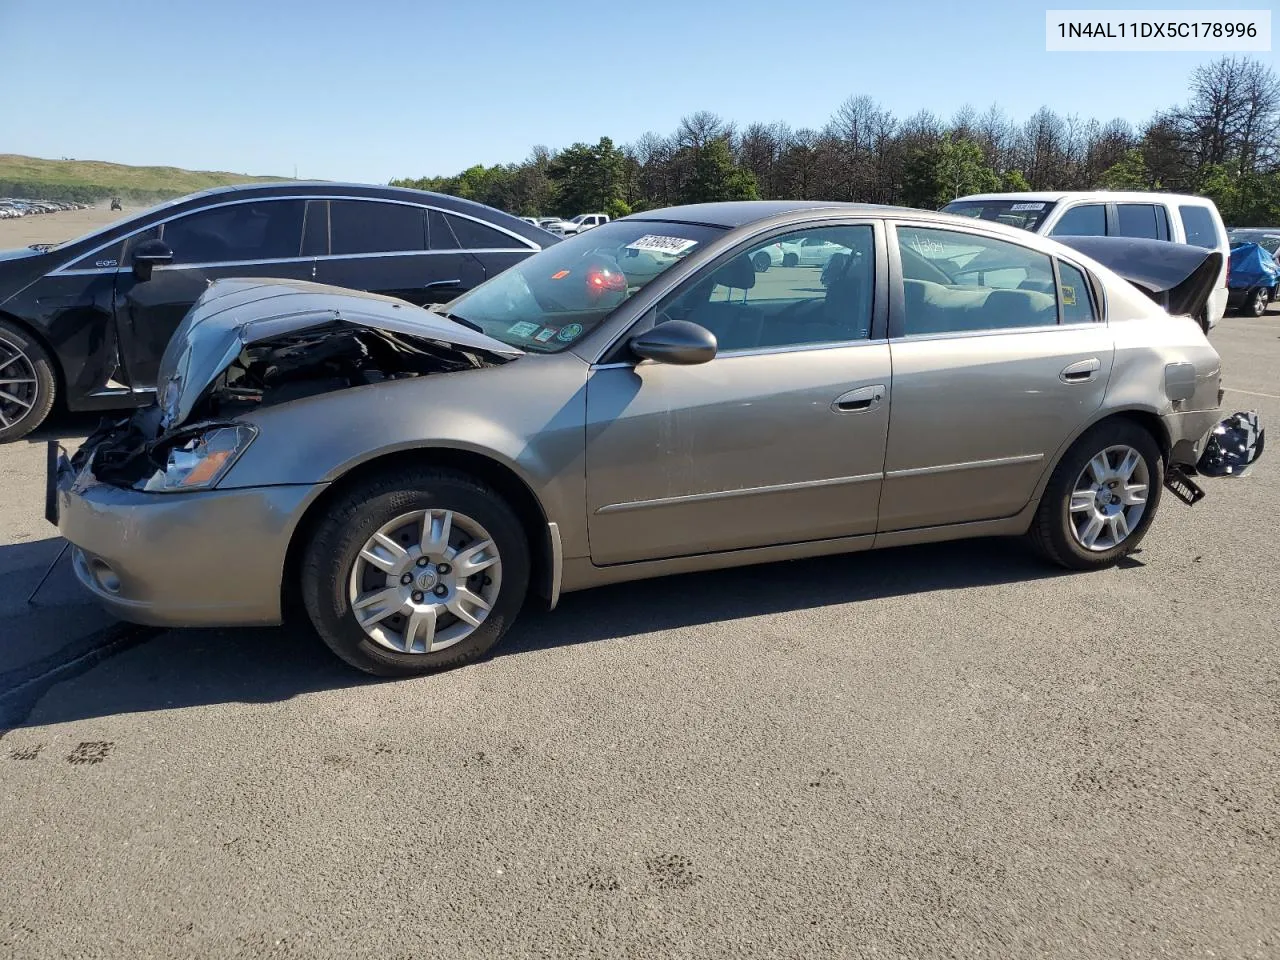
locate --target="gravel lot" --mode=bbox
[0,210,1277,958]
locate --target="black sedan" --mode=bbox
[0,182,558,441]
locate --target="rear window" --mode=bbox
[329,200,425,255]
[445,213,527,250]
[1179,205,1220,249]
[941,200,1057,232]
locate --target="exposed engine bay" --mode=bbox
[79,323,511,488]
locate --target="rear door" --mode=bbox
[881,221,1114,531]
[431,209,538,294]
[112,198,309,388]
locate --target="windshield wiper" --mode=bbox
[426,305,483,333]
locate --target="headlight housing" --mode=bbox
[140,423,257,493]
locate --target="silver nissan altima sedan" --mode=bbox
[49,201,1265,676]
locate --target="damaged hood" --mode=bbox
[1054,236,1224,319]
[156,278,523,430]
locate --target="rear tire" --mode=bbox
[1245,287,1268,317]
[1028,420,1164,571]
[782,252,799,268]
[752,252,771,273]
[301,467,530,677]
[0,319,56,443]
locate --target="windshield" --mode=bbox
[941,199,1057,232]
[1228,230,1280,255]
[444,219,723,352]
[571,215,588,224]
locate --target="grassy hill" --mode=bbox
[0,154,289,205]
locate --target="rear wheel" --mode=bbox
[1245,287,1269,317]
[782,252,799,268]
[301,468,530,677]
[0,319,56,443]
[1028,420,1163,571]
[752,252,771,273]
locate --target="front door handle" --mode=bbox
[1060,357,1100,383]
[832,384,886,413]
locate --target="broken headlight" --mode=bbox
[140,423,257,493]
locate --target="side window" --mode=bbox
[659,225,876,351]
[1179,205,1220,249]
[444,213,526,250]
[160,200,305,265]
[300,200,328,257]
[897,226,1058,335]
[1057,262,1097,324]
[1154,204,1171,241]
[120,225,161,262]
[1115,204,1163,240]
[427,209,460,250]
[1049,204,1106,237]
[329,200,425,255]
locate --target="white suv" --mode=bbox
[942,191,1230,331]
[561,213,610,235]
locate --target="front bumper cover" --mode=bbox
[48,434,322,628]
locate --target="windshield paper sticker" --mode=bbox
[625,235,698,256]
[507,321,540,338]
[557,323,583,342]
[1009,202,1045,211]
[533,327,558,343]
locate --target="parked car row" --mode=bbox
[517,214,611,235]
[0,181,559,440]
[39,197,1266,679]
[0,198,89,219]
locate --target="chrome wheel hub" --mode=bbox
[348,508,502,654]
[1069,445,1150,552]
[0,335,38,429]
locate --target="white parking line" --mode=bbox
[1224,387,1280,401]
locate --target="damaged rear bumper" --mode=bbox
[1166,409,1266,505]
[50,437,322,627]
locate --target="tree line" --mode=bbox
[391,56,1280,227]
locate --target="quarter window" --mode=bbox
[444,213,526,250]
[160,200,305,264]
[1057,262,1096,324]
[1049,204,1106,237]
[897,226,1058,335]
[428,209,460,250]
[1179,205,1220,249]
[301,200,329,256]
[329,200,425,255]
[659,225,876,351]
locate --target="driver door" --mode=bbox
[584,222,891,565]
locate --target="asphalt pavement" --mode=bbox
[0,316,1277,959]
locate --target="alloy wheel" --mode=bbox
[0,335,38,430]
[347,508,502,654]
[1069,445,1150,552]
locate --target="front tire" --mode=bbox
[301,467,530,677]
[1028,421,1164,571]
[752,252,771,273]
[0,319,56,443]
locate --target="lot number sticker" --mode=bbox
[1009,202,1046,211]
[507,321,540,338]
[625,235,699,256]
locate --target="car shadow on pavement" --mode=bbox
[5,537,1082,730]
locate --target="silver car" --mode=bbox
[50,202,1265,676]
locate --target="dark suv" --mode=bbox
[0,182,557,440]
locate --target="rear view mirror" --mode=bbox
[132,239,173,281]
[629,320,717,366]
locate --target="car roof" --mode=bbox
[953,190,1217,205]
[630,200,929,229]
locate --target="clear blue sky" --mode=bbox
[2,0,1275,183]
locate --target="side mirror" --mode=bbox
[629,319,717,366]
[132,238,173,281]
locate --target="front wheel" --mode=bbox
[1028,421,1164,570]
[301,468,530,677]
[0,319,57,443]
[752,252,771,273]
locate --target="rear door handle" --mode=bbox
[832,384,886,413]
[1060,357,1100,383]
